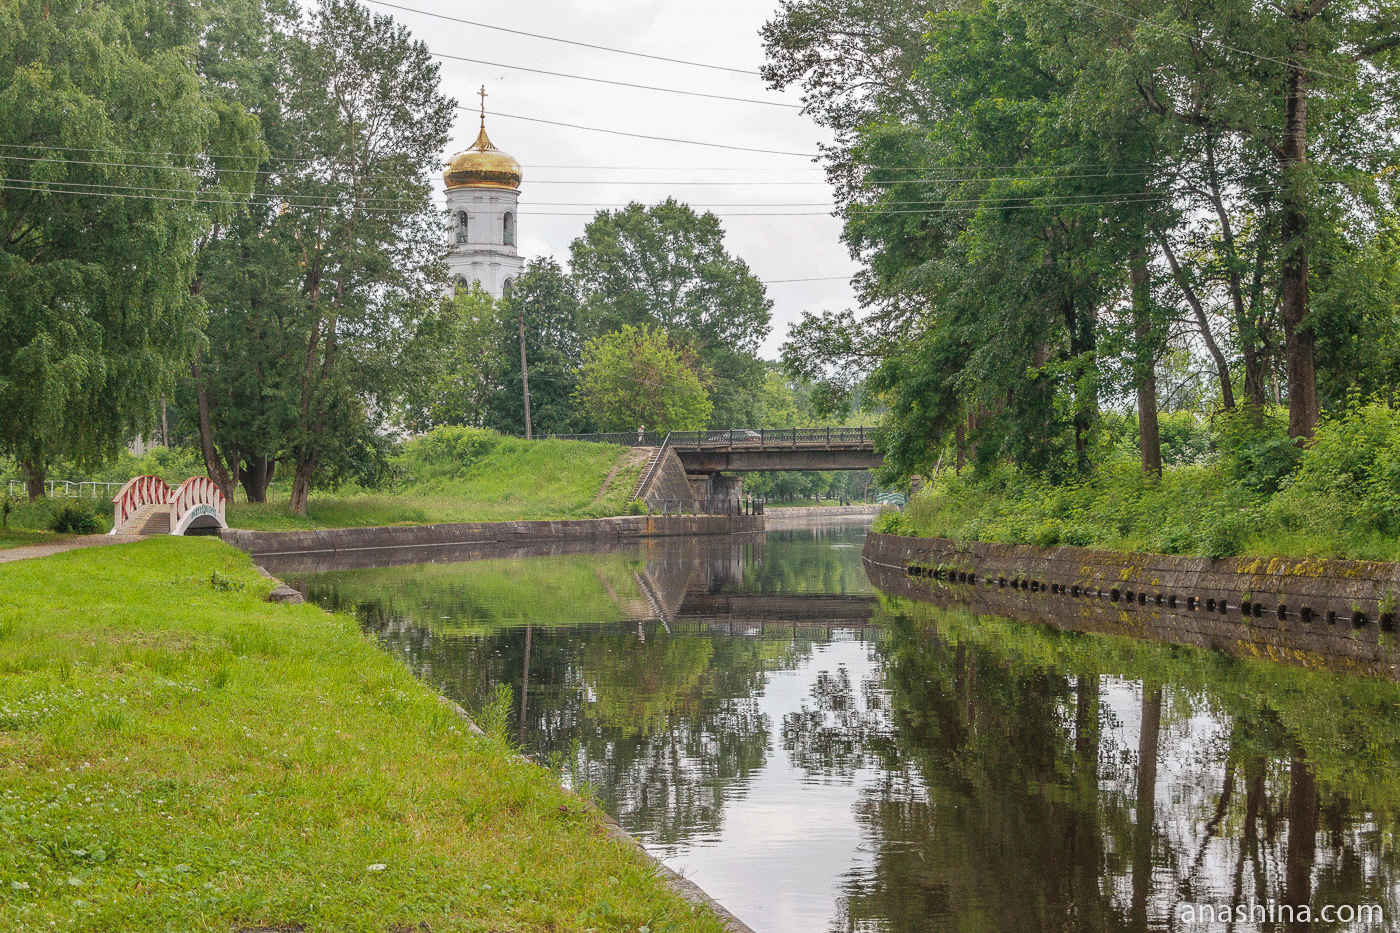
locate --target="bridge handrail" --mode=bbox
[110,475,172,534]
[169,476,227,535]
[543,426,875,448]
[632,431,672,501]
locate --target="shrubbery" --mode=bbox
[394,426,501,485]
[893,400,1400,561]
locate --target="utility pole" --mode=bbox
[518,307,533,440]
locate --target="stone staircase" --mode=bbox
[631,447,663,500]
[125,502,170,536]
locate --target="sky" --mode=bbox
[362,0,861,360]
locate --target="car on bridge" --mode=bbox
[705,430,763,444]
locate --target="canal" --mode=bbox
[276,522,1400,932]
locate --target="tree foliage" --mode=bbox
[185,0,453,513]
[765,0,1400,483]
[575,325,712,433]
[569,199,773,427]
[0,0,261,498]
[485,258,593,437]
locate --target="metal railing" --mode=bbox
[632,431,673,501]
[544,426,876,448]
[5,480,126,499]
[649,497,764,517]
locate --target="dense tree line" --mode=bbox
[765,0,1400,482]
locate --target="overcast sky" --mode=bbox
[363,0,860,360]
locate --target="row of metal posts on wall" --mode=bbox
[651,498,765,517]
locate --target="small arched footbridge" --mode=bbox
[110,475,228,536]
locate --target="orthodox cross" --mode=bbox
[478,86,488,126]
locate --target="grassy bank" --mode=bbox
[881,401,1400,561]
[227,431,643,532]
[1,429,644,545]
[0,538,726,933]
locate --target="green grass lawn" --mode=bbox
[0,538,727,933]
[0,529,75,550]
[228,437,643,532]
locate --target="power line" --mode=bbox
[364,0,760,75]
[431,51,798,109]
[481,108,818,158]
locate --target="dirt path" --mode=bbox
[590,447,651,508]
[0,534,144,564]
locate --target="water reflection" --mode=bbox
[292,526,1400,932]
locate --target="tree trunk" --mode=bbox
[289,449,316,516]
[192,348,239,500]
[1130,250,1162,476]
[1279,28,1317,439]
[1063,292,1098,473]
[1205,134,1272,411]
[20,460,46,501]
[240,454,275,503]
[1131,684,1163,930]
[1155,228,1236,410]
[1284,754,1318,932]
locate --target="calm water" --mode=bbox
[287,524,1400,932]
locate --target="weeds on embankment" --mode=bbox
[879,400,1400,562]
[0,538,726,933]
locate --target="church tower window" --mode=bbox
[503,211,515,246]
[456,211,469,243]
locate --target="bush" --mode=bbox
[396,426,501,485]
[48,500,104,535]
[1213,407,1302,495]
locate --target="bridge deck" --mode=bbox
[546,428,881,473]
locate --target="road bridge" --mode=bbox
[549,427,882,473]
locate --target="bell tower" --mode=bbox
[443,88,524,298]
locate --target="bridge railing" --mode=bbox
[542,427,876,448]
[169,476,227,535]
[109,475,172,535]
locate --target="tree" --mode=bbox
[575,325,711,433]
[395,284,499,432]
[569,199,773,427]
[485,258,593,437]
[186,0,454,513]
[767,0,1400,486]
[0,0,261,499]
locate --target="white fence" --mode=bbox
[5,480,126,499]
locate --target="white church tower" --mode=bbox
[444,89,524,299]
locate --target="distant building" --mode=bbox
[443,101,523,299]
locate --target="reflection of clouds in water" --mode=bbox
[654,639,886,932]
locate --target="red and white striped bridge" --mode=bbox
[109,476,228,536]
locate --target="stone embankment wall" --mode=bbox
[222,514,762,559]
[765,505,882,528]
[640,448,701,504]
[863,533,1400,678]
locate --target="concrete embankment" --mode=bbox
[863,532,1400,678]
[763,504,882,529]
[221,513,763,559]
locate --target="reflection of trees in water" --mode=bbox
[796,610,1400,933]
[365,614,808,847]
[741,527,874,596]
[782,663,897,775]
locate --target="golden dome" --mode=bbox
[444,122,522,191]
